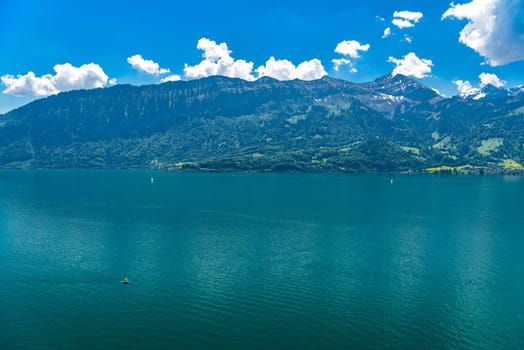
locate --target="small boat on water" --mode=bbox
[121,277,129,284]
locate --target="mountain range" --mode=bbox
[1,74,523,173]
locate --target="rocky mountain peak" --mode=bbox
[361,73,439,102]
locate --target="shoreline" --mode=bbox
[0,166,523,176]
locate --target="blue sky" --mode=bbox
[1,0,523,113]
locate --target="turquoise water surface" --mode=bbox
[0,171,523,349]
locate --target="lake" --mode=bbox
[0,171,523,349]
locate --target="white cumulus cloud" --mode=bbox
[127,54,170,75]
[454,72,506,98]
[479,72,506,87]
[256,57,295,80]
[1,63,111,97]
[160,74,182,83]
[442,0,524,66]
[294,59,327,80]
[256,57,326,81]
[184,38,326,81]
[184,38,255,81]
[382,27,392,39]
[392,19,415,29]
[392,10,423,28]
[331,58,352,72]
[454,79,482,97]
[388,52,433,78]
[394,10,423,22]
[334,40,370,58]
[1,72,58,96]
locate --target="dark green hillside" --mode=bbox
[0,74,523,172]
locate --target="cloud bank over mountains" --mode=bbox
[183,38,256,81]
[2,0,524,99]
[183,38,328,82]
[1,63,113,97]
[1,38,341,97]
[0,38,330,97]
[256,57,327,81]
[454,72,507,98]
